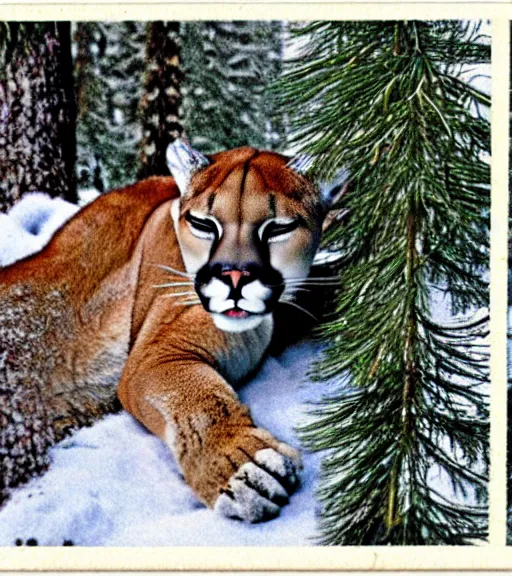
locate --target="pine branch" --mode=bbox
[276,20,489,545]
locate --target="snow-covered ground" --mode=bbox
[0,192,488,546]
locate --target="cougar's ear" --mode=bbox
[287,154,349,209]
[166,138,210,196]
[319,167,350,209]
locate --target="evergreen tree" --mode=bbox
[74,22,102,191]
[0,22,77,211]
[74,21,146,191]
[139,21,184,179]
[275,21,490,544]
[181,21,284,153]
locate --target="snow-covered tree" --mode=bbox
[74,22,145,192]
[181,21,284,153]
[276,20,490,545]
[0,22,78,211]
[139,21,183,179]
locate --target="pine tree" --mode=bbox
[0,22,77,211]
[74,22,146,191]
[138,21,184,179]
[275,21,490,545]
[74,22,102,191]
[181,21,284,153]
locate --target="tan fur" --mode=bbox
[0,148,324,520]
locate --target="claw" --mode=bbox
[235,462,289,506]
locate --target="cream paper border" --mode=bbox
[0,2,508,571]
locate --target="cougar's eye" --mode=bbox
[259,218,299,244]
[185,212,221,241]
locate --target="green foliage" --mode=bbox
[181,21,285,153]
[275,21,490,544]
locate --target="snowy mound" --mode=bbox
[0,193,80,267]
[0,192,325,546]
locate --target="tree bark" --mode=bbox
[0,22,77,212]
[139,21,184,179]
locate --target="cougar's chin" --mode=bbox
[211,312,270,333]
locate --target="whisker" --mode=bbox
[280,299,318,322]
[153,282,195,289]
[163,291,198,298]
[173,300,201,307]
[286,280,341,287]
[286,276,340,282]
[264,280,339,289]
[151,264,195,279]
[285,278,341,286]
[283,287,313,295]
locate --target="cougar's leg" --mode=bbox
[117,306,301,522]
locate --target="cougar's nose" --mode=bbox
[221,267,251,289]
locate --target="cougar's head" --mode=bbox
[167,140,335,333]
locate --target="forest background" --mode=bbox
[0,21,285,205]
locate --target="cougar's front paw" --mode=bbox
[213,430,302,523]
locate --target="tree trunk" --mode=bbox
[74,22,95,122]
[139,21,184,179]
[0,22,78,212]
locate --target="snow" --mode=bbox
[0,342,326,546]
[0,192,488,546]
[78,188,101,207]
[0,193,80,267]
[0,190,104,267]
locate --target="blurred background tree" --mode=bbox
[72,20,284,190]
[74,21,146,191]
[181,21,284,153]
[139,21,183,179]
[275,20,490,544]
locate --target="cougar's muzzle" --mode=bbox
[195,262,284,322]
